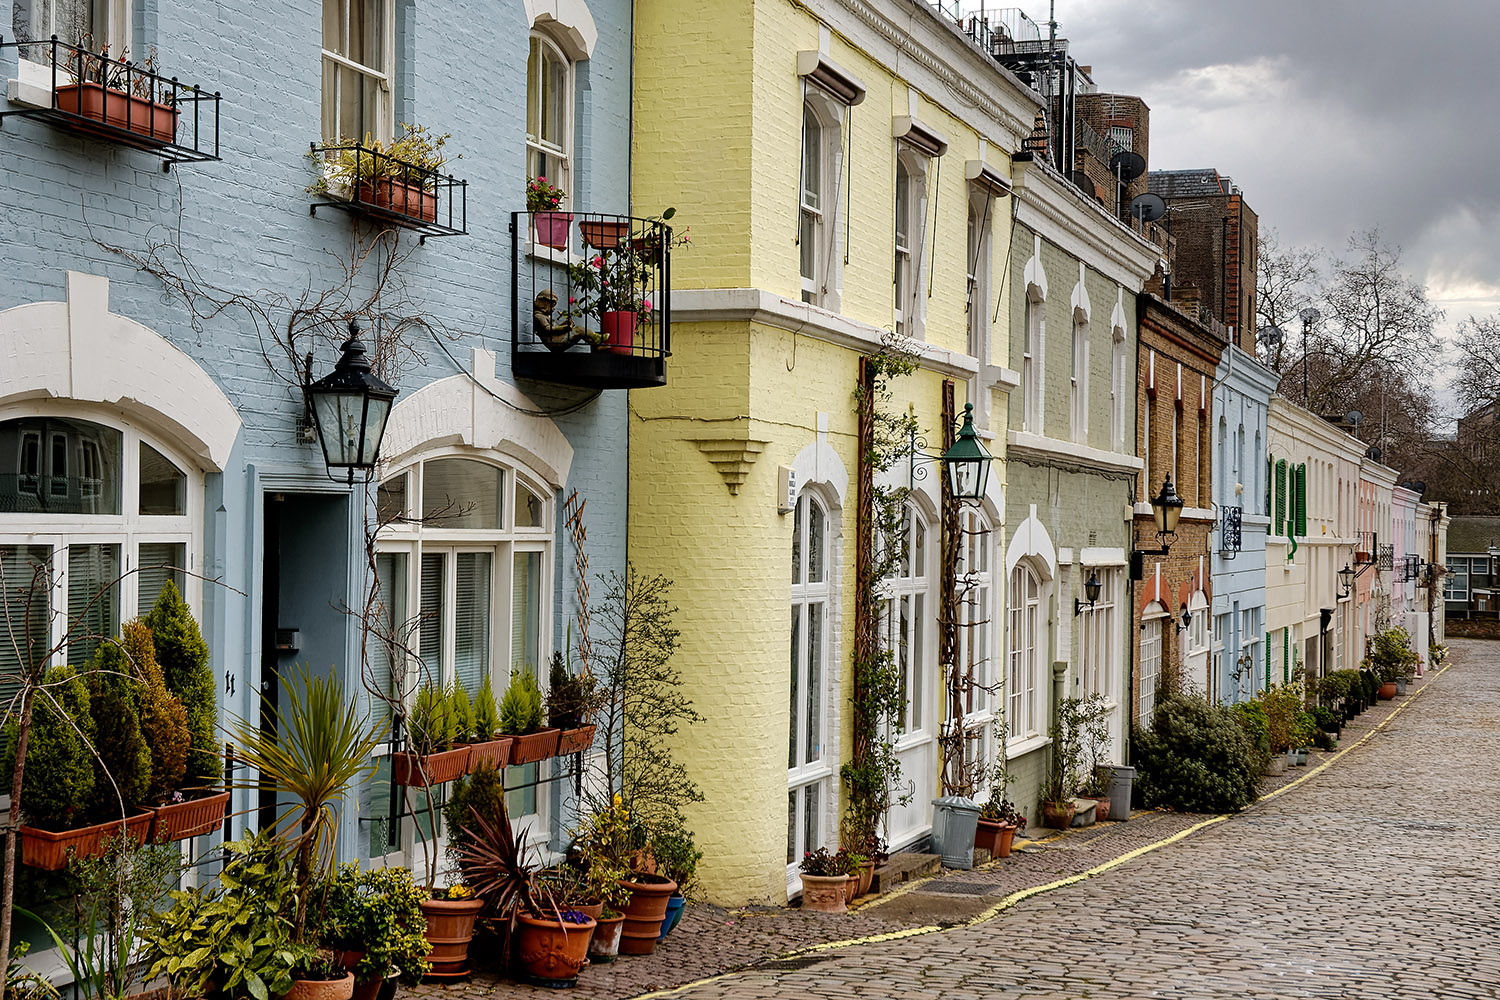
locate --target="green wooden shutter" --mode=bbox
[1265,453,1273,516]
[1283,626,1291,684]
[1295,463,1308,537]
[1274,459,1287,534]
[1265,632,1272,690]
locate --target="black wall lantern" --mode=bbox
[305,320,398,484]
[1338,563,1356,600]
[1131,474,1187,579]
[1074,570,1102,616]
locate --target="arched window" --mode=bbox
[375,454,554,847]
[527,32,573,198]
[1006,562,1042,743]
[788,490,834,889]
[0,414,199,690]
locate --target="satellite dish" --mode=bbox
[1415,481,1427,495]
[1258,325,1284,346]
[1110,150,1146,182]
[1299,306,1322,324]
[1368,446,1383,461]
[1069,170,1097,199]
[1345,410,1363,427]
[1129,192,1166,224]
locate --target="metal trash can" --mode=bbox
[1108,764,1136,821]
[930,795,982,869]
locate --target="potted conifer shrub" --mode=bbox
[392,681,471,786]
[501,669,558,765]
[546,651,599,756]
[460,675,513,773]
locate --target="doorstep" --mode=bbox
[872,852,942,894]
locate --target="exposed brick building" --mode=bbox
[1147,169,1259,353]
[1132,293,1226,719]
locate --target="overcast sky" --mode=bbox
[1058,0,1500,346]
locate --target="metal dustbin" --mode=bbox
[930,795,982,869]
[1108,764,1136,820]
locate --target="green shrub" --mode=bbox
[1132,694,1261,813]
[650,823,703,899]
[1230,700,1270,768]
[126,621,191,803]
[87,642,153,815]
[1292,710,1318,749]
[472,674,499,740]
[3,666,96,829]
[317,863,432,985]
[443,762,507,868]
[499,669,543,736]
[144,581,217,787]
[447,684,475,743]
[410,681,453,753]
[1260,685,1302,753]
[1312,705,1338,732]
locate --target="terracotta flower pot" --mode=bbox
[1040,800,1076,830]
[857,859,875,895]
[20,811,153,871]
[797,873,847,914]
[359,179,437,223]
[843,874,859,904]
[556,724,596,755]
[1378,682,1397,700]
[516,913,595,985]
[580,219,629,249]
[587,914,625,963]
[284,972,354,1000]
[533,211,573,249]
[459,737,514,773]
[54,81,177,141]
[420,896,485,978]
[391,747,471,786]
[1094,795,1112,822]
[147,790,230,842]
[618,873,677,954]
[974,817,1004,856]
[507,728,561,765]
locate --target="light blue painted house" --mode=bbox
[1210,340,1277,702]
[0,0,660,951]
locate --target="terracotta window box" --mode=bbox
[391,746,471,786]
[459,737,514,773]
[21,811,154,870]
[147,789,231,841]
[506,728,561,765]
[556,724,596,755]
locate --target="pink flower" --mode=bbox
[642,298,652,310]
[591,255,603,268]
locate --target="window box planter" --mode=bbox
[580,218,629,249]
[617,873,677,953]
[357,179,436,223]
[506,728,561,765]
[147,789,230,841]
[54,81,177,141]
[534,211,573,249]
[20,811,153,870]
[555,724,596,756]
[391,746,471,787]
[458,737,514,774]
[515,913,595,986]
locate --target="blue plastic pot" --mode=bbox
[658,893,685,939]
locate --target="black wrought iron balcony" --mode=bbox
[0,36,220,166]
[310,141,467,239]
[510,211,671,390]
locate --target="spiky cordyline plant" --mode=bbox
[228,663,388,941]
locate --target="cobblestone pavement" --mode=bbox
[408,639,1498,999]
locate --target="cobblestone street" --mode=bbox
[649,639,1500,999]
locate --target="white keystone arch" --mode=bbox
[1005,503,1057,579]
[1111,284,1128,342]
[0,271,240,470]
[790,435,849,504]
[382,349,574,487]
[524,0,598,59]
[1070,260,1091,325]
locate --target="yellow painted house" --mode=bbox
[630,0,1043,904]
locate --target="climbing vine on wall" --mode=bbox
[841,338,919,854]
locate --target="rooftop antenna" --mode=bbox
[1299,307,1320,407]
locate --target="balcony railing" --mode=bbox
[0,36,220,166]
[510,212,671,390]
[309,142,467,239]
[1219,505,1242,556]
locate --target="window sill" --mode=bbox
[1005,733,1050,758]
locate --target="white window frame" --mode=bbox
[1079,568,1117,701]
[13,0,131,72]
[1071,315,1089,445]
[1022,289,1044,435]
[375,452,555,859]
[321,0,394,143]
[0,410,202,678]
[1006,561,1043,747]
[1140,603,1166,719]
[893,147,929,340]
[957,507,995,772]
[527,31,574,203]
[966,192,994,366]
[879,503,932,739]
[788,490,835,894]
[799,94,844,310]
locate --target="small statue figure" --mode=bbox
[533,289,599,352]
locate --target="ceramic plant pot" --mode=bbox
[1040,800,1076,830]
[797,873,847,914]
[659,893,686,938]
[587,914,625,963]
[420,896,485,978]
[857,859,876,895]
[533,211,573,249]
[284,972,354,1000]
[20,811,153,870]
[516,913,596,985]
